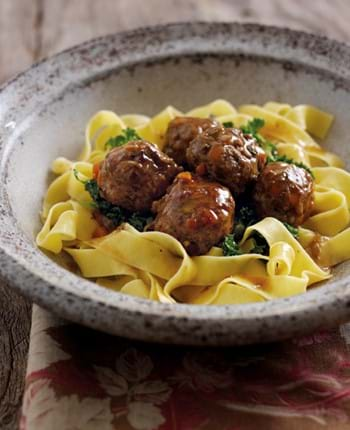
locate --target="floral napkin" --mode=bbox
[20,305,350,430]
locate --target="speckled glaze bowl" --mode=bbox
[1,22,350,345]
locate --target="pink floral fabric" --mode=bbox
[21,305,350,430]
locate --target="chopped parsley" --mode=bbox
[222,121,234,128]
[73,169,152,231]
[222,230,269,257]
[240,118,276,159]
[283,222,299,238]
[222,234,242,256]
[221,204,299,256]
[221,204,271,257]
[239,118,314,178]
[127,212,154,232]
[105,127,141,150]
[240,118,265,143]
[249,233,269,255]
[261,141,278,159]
[84,177,100,202]
[233,206,257,242]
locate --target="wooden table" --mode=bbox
[1,1,350,428]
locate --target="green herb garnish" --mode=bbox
[221,203,271,256]
[222,230,269,257]
[222,234,242,256]
[261,141,278,159]
[240,118,265,143]
[84,177,100,202]
[222,121,234,128]
[239,118,315,178]
[105,127,141,150]
[283,222,299,238]
[249,233,269,255]
[233,205,258,241]
[128,212,154,232]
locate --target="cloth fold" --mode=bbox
[20,305,350,430]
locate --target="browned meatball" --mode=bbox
[253,162,314,226]
[151,172,235,256]
[97,140,182,212]
[186,126,266,195]
[163,117,218,166]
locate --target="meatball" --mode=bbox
[186,126,266,195]
[151,172,235,256]
[253,162,314,226]
[97,140,182,212]
[163,116,218,166]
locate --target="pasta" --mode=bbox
[36,99,350,305]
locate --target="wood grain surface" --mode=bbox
[1,1,350,428]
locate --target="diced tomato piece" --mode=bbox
[93,162,100,179]
[178,172,193,182]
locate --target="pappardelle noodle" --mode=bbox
[36,100,350,305]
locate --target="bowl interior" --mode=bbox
[2,23,350,345]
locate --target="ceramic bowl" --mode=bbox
[1,22,350,345]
